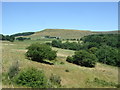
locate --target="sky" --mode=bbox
[2,2,118,35]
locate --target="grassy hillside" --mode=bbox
[21,29,119,40]
[25,29,96,40]
[2,40,118,88]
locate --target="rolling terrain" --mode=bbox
[2,40,118,88]
[2,29,119,88]
[21,29,119,40]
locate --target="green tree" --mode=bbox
[52,40,62,48]
[66,50,97,67]
[73,50,97,67]
[26,43,57,62]
[96,45,118,66]
[66,56,74,63]
[89,47,98,54]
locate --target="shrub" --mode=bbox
[94,78,116,87]
[26,43,57,62]
[16,37,31,41]
[65,69,69,72]
[14,67,47,88]
[66,56,74,63]
[2,35,15,42]
[49,74,61,87]
[88,47,98,54]
[8,61,19,79]
[60,62,64,65]
[73,50,97,67]
[52,40,62,48]
[96,45,119,66]
[66,50,97,67]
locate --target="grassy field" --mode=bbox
[2,40,118,88]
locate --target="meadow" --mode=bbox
[2,40,118,88]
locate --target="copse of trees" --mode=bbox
[51,40,82,50]
[49,34,119,67]
[66,50,97,67]
[0,34,15,42]
[95,45,119,66]
[80,34,119,48]
[16,37,31,41]
[50,40,100,51]
[12,32,34,37]
[52,40,62,48]
[26,43,57,63]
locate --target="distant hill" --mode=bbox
[28,29,96,40]
[17,29,119,40]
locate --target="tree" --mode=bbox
[66,50,97,67]
[66,56,74,63]
[95,45,118,66]
[16,37,31,41]
[26,43,57,62]
[89,47,98,54]
[52,40,62,48]
[73,50,97,67]
[1,35,15,42]
[12,32,34,37]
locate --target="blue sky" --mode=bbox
[2,2,118,35]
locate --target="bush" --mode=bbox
[49,74,61,87]
[96,45,119,66]
[14,67,47,88]
[65,69,69,72]
[93,78,116,87]
[52,40,62,48]
[66,50,97,67]
[16,37,31,41]
[73,50,97,67]
[8,61,19,79]
[1,35,15,42]
[60,62,64,65]
[88,47,98,54]
[66,56,74,63]
[26,43,57,62]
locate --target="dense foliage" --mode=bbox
[51,40,81,50]
[80,34,119,48]
[81,34,119,67]
[14,68,47,88]
[95,45,119,66]
[49,34,119,67]
[66,50,97,67]
[26,43,57,62]
[0,34,15,42]
[12,32,34,37]
[16,37,31,41]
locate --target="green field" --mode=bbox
[2,40,118,88]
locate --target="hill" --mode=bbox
[25,29,96,40]
[23,29,118,40]
[2,40,118,88]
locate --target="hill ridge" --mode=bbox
[24,29,119,40]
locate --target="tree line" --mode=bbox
[12,32,34,37]
[47,34,119,67]
[0,34,15,42]
[0,34,31,42]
